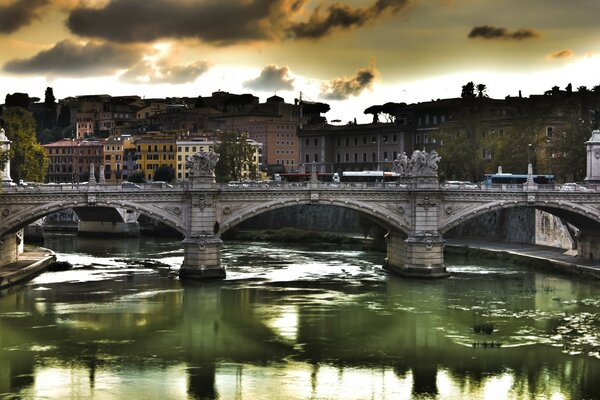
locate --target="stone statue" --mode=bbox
[392,152,408,175]
[186,148,220,176]
[391,149,441,177]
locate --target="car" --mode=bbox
[152,181,173,188]
[443,181,478,189]
[122,182,141,189]
[560,183,590,192]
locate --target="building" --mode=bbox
[298,123,411,173]
[43,139,103,183]
[103,135,135,183]
[135,135,177,181]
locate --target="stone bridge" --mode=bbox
[2,176,600,280]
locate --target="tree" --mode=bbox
[42,87,57,131]
[461,81,476,99]
[215,131,257,182]
[5,93,32,109]
[128,170,145,183]
[551,117,589,182]
[153,165,175,182]
[56,104,71,128]
[476,83,488,98]
[1,107,47,182]
[364,105,383,123]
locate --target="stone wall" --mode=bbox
[236,204,362,233]
[446,207,574,249]
[0,233,19,266]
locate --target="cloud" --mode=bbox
[67,0,292,45]
[0,0,49,34]
[120,59,211,84]
[66,0,410,45]
[546,48,574,60]
[321,64,379,100]
[287,0,411,40]
[3,39,144,76]
[244,64,295,91]
[468,25,540,40]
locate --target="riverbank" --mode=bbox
[0,248,57,289]
[446,238,600,279]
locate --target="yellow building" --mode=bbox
[103,135,135,183]
[135,135,177,181]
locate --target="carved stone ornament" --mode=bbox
[1,208,9,217]
[186,148,219,176]
[595,148,600,160]
[417,195,437,210]
[445,206,454,215]
[392,149,441,177]
[223,206,231,215]
[192,195,213,211]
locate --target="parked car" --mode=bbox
[152,181,173,188]
[442,181,478,189]
[122,182,141,189]
[560,183,590,192]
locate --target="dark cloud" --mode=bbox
[0,0,49,34]
[468,25,540,40]
[321,64,378,100]
[287,0,411,40]
[120,60,211,84]
[546,48,574,60]
[244,65,295,91]
[65,0,409,44]
[67,0,287,45]
[3,39,143,76]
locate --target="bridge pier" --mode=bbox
[0,232,22,266]
[179,235,226,280]
[577,229,600,261]
[385,232,449,278]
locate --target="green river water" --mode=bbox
[0,234,599,399]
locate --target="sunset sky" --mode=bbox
[1,0,600,123]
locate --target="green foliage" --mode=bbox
[437,105,490,182]
[491,101,549,174]
[1,107,47,182]
[215,131,257,182]
[551,117,589,182]
[153,165,175,182]
[128,170,146,183]
[0,149,9,172]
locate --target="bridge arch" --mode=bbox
[0,200,187,237]
[440,200,600,234]
[219,198,410,236]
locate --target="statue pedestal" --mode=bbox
[585,130,600,183]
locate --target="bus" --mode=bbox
[274,172,336,182]
[342,171,401,182]
[483,173,555,188]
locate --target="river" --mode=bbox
[1,233,599,399]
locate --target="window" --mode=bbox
[305,139,310,147]
[314,138,318,146]
[363,137,367,145]
[345,153,349,162]
[393,134,397,142]
[424,134,429,144]
[337,153,341,162]
[383,151,388,161]
[363,153,367,162]
[415,134,421,144]
[354,153,358,162]
[345,138,349,146]
[314,153,319,162]
[305,154,310,163]
[546,126,553,138]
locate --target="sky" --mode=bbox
[1,0,600,123]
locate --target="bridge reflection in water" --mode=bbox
[0,237,598,399]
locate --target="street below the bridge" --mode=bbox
[0,234,598,399]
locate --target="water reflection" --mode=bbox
[0,234,599,399]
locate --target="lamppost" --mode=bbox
[527,143,532,169]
